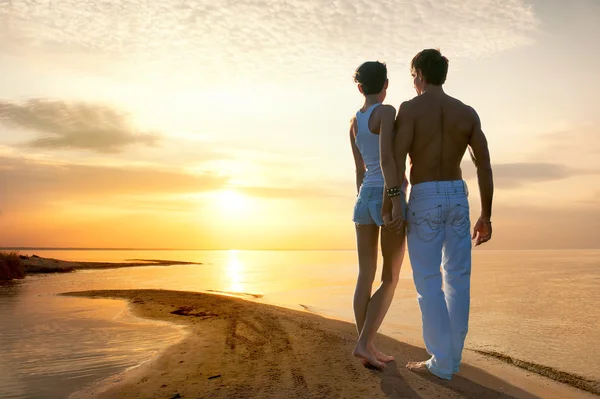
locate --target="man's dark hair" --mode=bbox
[353,61,387,95]
[411,49,449,85]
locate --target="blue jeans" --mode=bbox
[407,180,472,380]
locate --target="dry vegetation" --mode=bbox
[0,251,25,280]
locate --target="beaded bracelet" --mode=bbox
[386,186,403,197]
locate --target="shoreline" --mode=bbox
[21,255,201,274]
[68,302,191,399]
[62,289,598,399]
[471,350,599,396]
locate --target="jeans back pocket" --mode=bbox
[449,204,471,238]
[409,205,443,242]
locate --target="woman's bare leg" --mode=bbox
[352,223,383,368]
[354,225,406,366]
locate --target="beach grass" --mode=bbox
[0,250,25,280]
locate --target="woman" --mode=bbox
[349,61,408,369]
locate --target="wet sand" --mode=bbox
[63,289,597,399]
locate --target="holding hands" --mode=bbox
[382,191,406,235]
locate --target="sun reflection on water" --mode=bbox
[226,250,245,293]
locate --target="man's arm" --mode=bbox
[379,105,400,189]
[385,101,414,230]
[391,101,414,193]
[468,108,494,245]
[349,118,365,194]
[468,109,493,219]
[378,105,398,224]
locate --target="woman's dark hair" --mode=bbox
[353,61,387,95]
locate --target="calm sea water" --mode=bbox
[1,249,599,398]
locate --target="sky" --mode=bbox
[0,0,598,250]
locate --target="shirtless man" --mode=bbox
[380,49,494,380]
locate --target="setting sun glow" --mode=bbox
[215,189,250,213]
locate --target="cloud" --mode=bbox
[0,155,225,200]
[0,99,159,153]
[238,186,345,199]
[0,154,345,214]
[0,0,539,82]
[484,202,600,250]
[461,161,597,189]
[577,192,600,206]
[533,124,600,165]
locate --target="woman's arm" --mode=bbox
[349,117,365,194]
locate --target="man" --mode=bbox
[380,49,494,380]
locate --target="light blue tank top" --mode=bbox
[355,103,385,188]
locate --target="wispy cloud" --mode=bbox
[238,186,345,199]
[0,0,539,81]
[0,154,344,211]
[577,192,600,206]
[0,99,159,153]
[461,161,598,189]
[487,202,600,249]
[0,155,223,199]
[534,123,600,164]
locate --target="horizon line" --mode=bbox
[2,247,599,251]
[1,247,355,251]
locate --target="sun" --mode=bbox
[215,189,249,212]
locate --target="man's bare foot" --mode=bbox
[370,345,394,362]
[353,343,385,369]
[406,361,428,371]
[406,361,451,380]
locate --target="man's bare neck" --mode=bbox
[421,85,444,96]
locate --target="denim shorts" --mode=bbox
[353,186,385,226]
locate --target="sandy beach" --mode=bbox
[62,289,598,399]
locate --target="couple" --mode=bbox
[350,49,494,380]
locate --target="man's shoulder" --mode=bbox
[461,103,479,122]
[397,96,420,117]
[402,95,420,106]
[447,95,476,113]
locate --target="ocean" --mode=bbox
[1,249,598,398]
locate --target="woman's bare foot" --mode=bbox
[370,345,394,362]
[353,342,385,369]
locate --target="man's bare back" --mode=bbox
[398,89,483,186]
